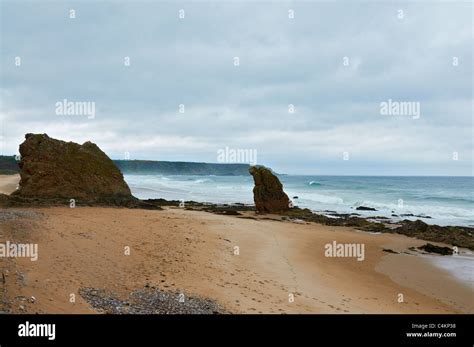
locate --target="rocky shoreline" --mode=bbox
[1,194,471,252]
[0,193,163,210]
[189,203,474,251]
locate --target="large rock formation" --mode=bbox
[12,133,133,201]
[249,165,290,213]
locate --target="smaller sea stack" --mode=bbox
[249,165,290,213]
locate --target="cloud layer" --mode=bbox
[1,1,472,175]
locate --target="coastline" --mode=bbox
[125,174,474,227]
[1,174,472,314]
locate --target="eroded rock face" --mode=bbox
[249,166,290,213]
[12,133,132,200]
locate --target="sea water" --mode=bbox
[124,175,474,227]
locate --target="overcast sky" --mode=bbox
[1,0,472,175]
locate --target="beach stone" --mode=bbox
[249,166,290,213]
[12,133,132,200]
[418,243,453,256]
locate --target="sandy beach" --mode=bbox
[0,174,19,195]
[1,199,472,314]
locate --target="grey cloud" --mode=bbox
[0,0,472,175]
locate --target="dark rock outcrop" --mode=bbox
[12,134,133,201]
[418,243,453,255]
[397,219,430,234]
[278,209,474,250]
[395,220,473,249]
[356,206,377,211]
[249,166,290,213]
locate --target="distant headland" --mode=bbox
[0,156,252,176]
[114,160,251,176]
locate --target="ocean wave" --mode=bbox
[419,196,474,204]
[128,184,189,199]
[308,181,322,186]
[194,178,213,184]
[351,200,474,221]
[298,192,344,204]
[428,255,474,287]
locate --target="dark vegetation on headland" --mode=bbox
[0,156,19,175]
[0,156,251,176]
[114,160,250,176]
[1,134,473,252]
